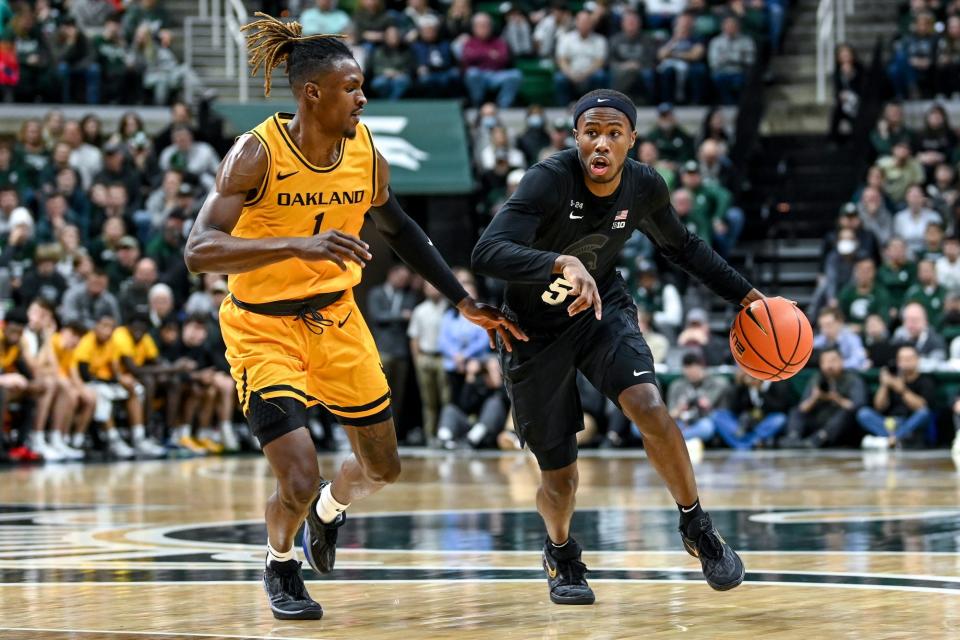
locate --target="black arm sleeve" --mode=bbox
[368,189,469,306]
[638,174,753,306]
[471,164,563,284]
[14,357,31,379]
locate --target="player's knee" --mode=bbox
[364,453,401,485]
[279,468,320,510]
[621,389,670,437]
[541,472,577,502]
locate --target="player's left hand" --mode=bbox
[457,297,529,352]
[740,290,798,307]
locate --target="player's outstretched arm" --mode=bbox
[368,152,527,350]
[185,134,371,274]
[639,175,761,307]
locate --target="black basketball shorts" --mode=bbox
[500,300,657,471]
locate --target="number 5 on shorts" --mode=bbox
[542,277,575,305]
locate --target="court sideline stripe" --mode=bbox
[0,627,321,640]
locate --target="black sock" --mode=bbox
[678,499,704,532]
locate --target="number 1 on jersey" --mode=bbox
[312,212,325,235]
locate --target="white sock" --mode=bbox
[316,483,349,524]
[29,431,45,448]
[177,425,191,440]
[132,424,146,442]
[107,429,121,442]
[71,433,85,448]
[220,420,233,432]
[50,431,65,448]
[198,427,214,441]
[266,539,296,567]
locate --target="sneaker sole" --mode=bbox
[269,603,324,620]
[549,591,597,605]
[706,555,746,592]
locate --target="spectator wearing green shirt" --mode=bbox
[646,103,695,166]
[122,0,170,41]
[635,141,676,190]
[679,160,743,257]
[870,102,914,158]
[93,14,130,104]
[903,260,946,327]
[877,236,916,310]
[671,187,710,243]
[877,141,924,205]
[839,258,894,329]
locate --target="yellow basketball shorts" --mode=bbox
[219,289,391,445]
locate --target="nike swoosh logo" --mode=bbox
[633,370,651,377]
[597,98,609,102]
[277,170,299,181]
[569,213,584,220]
[338,310,352,329]
[544,557,557,579]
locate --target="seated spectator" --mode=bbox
[501,3,533,59]
[300,0,352,36]
[822,203,880,265]
[814,307,867,370]
[858,344,936,448]
[915,105,958,183]
[158,126,219,192]
[516,106,550,165]
[60,268,120,327]
[633,265,683,339]
[929,164,959,222]
[445,0,475,45]
[20,244,68,306]
[353,0,392,46]
[708,16,756,105]
[919,221,945,262]
[888,11,938,99]
[438,278,493,408]
[669,307,729,367]
[878,236,917,310]
[183,273,227,323]
[857,186,894,247]
[436,355,507,449]
[863,313,897,368]
[532,0,573,59]
[937,15,960,97]
[610,9,657,104]
[461,12,522,108]
[94,142,143,210]
[105,235,140,294]
[878,142,924,207]
[894,185,942,255]
[401,0,439,40]
[93,14,131,104]
[479,125,525,173]
[937,235,960,294]
[371,25,413,100]
[13,8,55,103]
[698,107,734,148]
[71,0,114,31]
[646,103,695,166]
[142,30,203,106]
[538,116,574,161]
[830,43,865,144]
[904,259,946,326]
[680,160,743,257]
[712,370,793,450]
[112,314,169,455]
[892,301,947,364]
[666,351,730,454]
[147,282,176,329]
[53,17,97,105]
[854,165,895,214]
[941,293,960,344]
[553,10,609,106]
[839,258,894,330]
[687,0,721,40]
[671,187,702,240]
[637,141,677,189]
[118,257,158,322]
[697,139,735,191]
[870,102,914,161]
[412,15,460,97]
[782,347,866,448]
[62,120,102,191]
[656,12,707,105]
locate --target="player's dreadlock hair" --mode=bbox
[240,12,354,97]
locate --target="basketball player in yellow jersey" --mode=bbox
[184,13,526,620]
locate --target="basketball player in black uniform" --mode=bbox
[472,89,763,604]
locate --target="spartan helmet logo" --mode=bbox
[563,234,610,271]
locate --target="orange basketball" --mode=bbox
[729,297,813,381]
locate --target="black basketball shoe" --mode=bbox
[679,512,745,591]
[301,479,346,574]
[542,537,596,605]
[263,558,323,620]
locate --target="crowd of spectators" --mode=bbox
[886,0,960,101]
[5,0,201,105]
[288,0,779,108]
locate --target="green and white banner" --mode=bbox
[215,100,474,195]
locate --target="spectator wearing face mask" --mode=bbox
[809,226,871,319]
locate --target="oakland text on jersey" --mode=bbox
[277,190,366,207]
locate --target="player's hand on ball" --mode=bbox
[559,257,602,320]
[293,230,372,270]
[457,297,529,352]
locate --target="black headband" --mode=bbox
[573,94,637,131]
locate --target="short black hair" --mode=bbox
[63,321,87,336]
[4,308,27,326]
[29,297,56,315]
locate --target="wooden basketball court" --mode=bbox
[1,448,959,639]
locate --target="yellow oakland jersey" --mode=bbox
[0,340,20,373]
[50,332,75,377]
[112,327,159,371]
[229,112,379,304]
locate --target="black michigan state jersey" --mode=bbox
[472,148,752,333]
